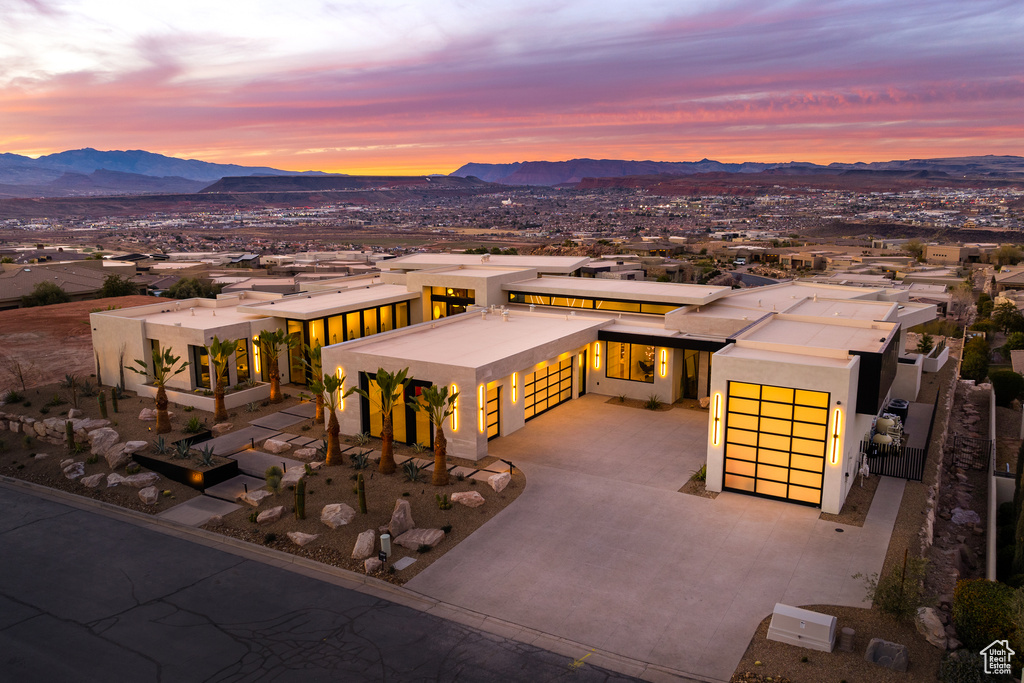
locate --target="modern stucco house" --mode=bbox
[91,254,938,514]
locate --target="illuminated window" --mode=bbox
[605,342,655,383]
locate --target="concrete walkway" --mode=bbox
[407,394,905,682]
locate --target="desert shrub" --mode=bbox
[991,370,1024,406]
[952,578,1014,651]
[970,318,997,334]
[183,416,203,433]
[855,554,929,621]
[2,389,23,404]
[644,394,663,410]
[938,650,986,683]
[691,464,707,483]
[961,337,990,383]
[1006,332,1024,352]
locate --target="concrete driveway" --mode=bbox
[407,394,903,682]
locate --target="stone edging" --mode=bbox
[0,475,712,683]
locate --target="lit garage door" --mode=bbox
[524,357,572,421]
[723,381,829,506]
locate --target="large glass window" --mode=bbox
[606,342,656,383]
[191,345,210,389]
[235,339,250,383]
[287,320,304,382]
[328,314,345,344]
[431,287,475,319]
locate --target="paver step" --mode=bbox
[202,474,267,502]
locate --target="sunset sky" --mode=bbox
[2,0,1022,175]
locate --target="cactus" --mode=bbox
[111,389,119,414]
[294,479,306,520]
[265,465,283,493]
[436,493,452,510]
[65,420,75,452]
[98,390,108,419]
[357,472,367,514]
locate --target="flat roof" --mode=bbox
[504,276,731,306]
[737,315,897,353]
[783,298,897,321]
[121,302,261,329]
[237,284,415,319]
[342,310,605,369]
[716,344,855,368]
[382,254,589,273]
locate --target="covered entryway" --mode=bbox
[722,381,829,506]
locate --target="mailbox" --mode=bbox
[766,603,836,652]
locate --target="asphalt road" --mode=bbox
[0,484,639,683]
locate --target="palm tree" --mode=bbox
[410,384,459,486]
[303,342,325,422]
[311,372,355,466]
[126,347,189,434]
[356,367,410,475]
[257,329,298,403]
[206,336,238,422]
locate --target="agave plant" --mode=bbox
[197,443,216,467]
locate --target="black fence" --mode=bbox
[951,435,992,472]
[861,440,927,481]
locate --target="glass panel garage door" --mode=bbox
[723,381,829,506]
[524,357,572,421]
[486,385,500,440]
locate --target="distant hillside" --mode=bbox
[451,155,1024,186]
[200,174,494,193]
[0,148,334,197]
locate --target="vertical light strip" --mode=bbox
[342,368,350,411]
[478,385,486,433]
[593,341,601,370]
[451,383,459,431]
[511,372,517,403]
[252,336,261,373]
[829,407,842,464]
[659,348,667,377]
[712,393,722,446]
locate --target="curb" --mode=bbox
[0,476,716,683]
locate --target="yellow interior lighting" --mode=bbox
[659,348,667,377]
[712,393,722,446]
[478,385,485,433]
[829,407,842,465]
[451,383,459,431]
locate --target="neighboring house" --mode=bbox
[0,260,136,310]
[91,254,938,515]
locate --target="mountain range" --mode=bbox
[449,155,1024,186]
[2,148,1023,198]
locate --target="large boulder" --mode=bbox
[138,486,159,505]
[104,444,131,470]
[123,441,148,456]
[263,439,291,454]
[139,408,157,421]
[33,421,47,437]
[280,467,305,488]
[364,557,382,574]
[238,490,273,507]
[80,473,106,489]
[67,408,84,419]
[287,531,319,547]
[211,423,233,436]
[321,503,356,529]
[257,506,284,524]
[864,638,908,672]
[916,607,947,649]
[394,528,445,550]
[123,472,160,488]
[351,530,375,559]
[294,447,317,459]
[62,461,85,480]
[451,491,485,508]
[388,499,415,537]
[488,471,510,493]
[75,418,111,433]
[107,473,126,487]
[88,428,120,455]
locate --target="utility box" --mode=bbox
[766,603,836,652]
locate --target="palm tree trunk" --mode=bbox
[379,413,396,474]
[432,428,449,486]
[315,393,324,422]
[213,383,227,422]
[326,411,342,466]
[270,365,282,403]
[155,386,171,434]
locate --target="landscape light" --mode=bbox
[451,383,459,431]
[829,407,843,465]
